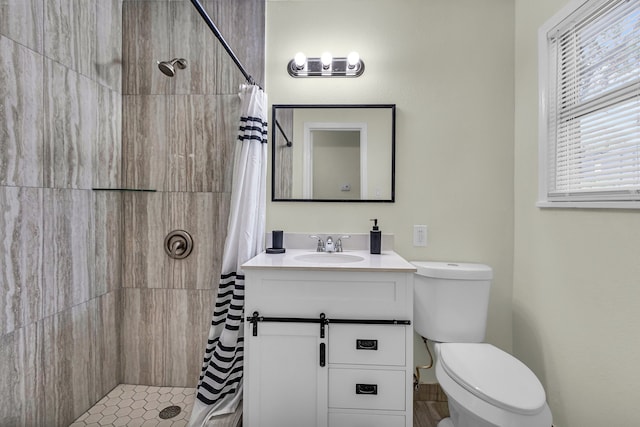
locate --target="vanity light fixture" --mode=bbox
[293,52,307,70]
[287,51,365,77]
[347,51,360,69]
[320,51,333,70]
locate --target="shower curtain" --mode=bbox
[189,84,267,426]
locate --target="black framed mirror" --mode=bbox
[271,104,395,202]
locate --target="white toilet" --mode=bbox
[412,261,552,427]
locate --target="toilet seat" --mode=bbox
[438,343,547,415]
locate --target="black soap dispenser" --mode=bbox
[370,218,381,254]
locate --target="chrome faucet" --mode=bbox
[335,235,350,252]
[309,234,350,252]
[325,236,335,253]
[309,235,325,252]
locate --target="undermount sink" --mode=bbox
[294,253,365,264]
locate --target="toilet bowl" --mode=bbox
[412,261,552,427]
[434,342,552,427]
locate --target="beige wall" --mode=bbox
[514,1,640,426]
[266,0,515,380]
[270,3,640,425]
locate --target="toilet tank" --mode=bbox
[412,261,493,343]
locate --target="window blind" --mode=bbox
[545,0,640,201]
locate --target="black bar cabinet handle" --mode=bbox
[356,339,378,350]
[319,343,326,367]
[355,383,378,395]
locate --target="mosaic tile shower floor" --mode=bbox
[70,384,195,427]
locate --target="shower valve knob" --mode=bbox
[164,230,194,259]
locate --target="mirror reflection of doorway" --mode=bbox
[311,130,361,199]
[302,122,367,199]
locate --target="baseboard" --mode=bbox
[414,383,448,402]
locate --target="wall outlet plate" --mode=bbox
[413,225,427,247]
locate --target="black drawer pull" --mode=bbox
[356,339,378,350]
[355,383,378,395]
[319,343,326,367]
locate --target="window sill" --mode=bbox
[536,201,640,210]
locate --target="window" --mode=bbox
[538,0,640,208]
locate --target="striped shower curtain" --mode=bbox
[189,84,267,426]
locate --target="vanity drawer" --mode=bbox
[329,325,406,366]
[328,368,405,411]
[245,270,412,318]
[329,412,405,427]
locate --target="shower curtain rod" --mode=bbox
[190,0,259,87]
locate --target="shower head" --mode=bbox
[157,58,188,77]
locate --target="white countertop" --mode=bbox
[242,249,417,272]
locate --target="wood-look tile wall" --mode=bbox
[122,0,264,97]
[1,0,264,423]
[120,0,264,388]
[0,0,123,425]
[120,288,215,386]
[274,108,294,199]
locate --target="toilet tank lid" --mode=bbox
[411,261,493,280]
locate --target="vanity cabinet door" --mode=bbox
[244,322,328,427]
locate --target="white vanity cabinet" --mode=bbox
[242,250,415,427]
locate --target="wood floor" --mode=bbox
[413,383,450,427]
[413,400,450,427]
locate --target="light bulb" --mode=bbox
[347,51,360,68]
[294,52,306,69]
[321,52,332,69]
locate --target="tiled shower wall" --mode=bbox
[273,108,293,199]
[120,0,264,387]
[1,0,264,425]
[0,0,123,426]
